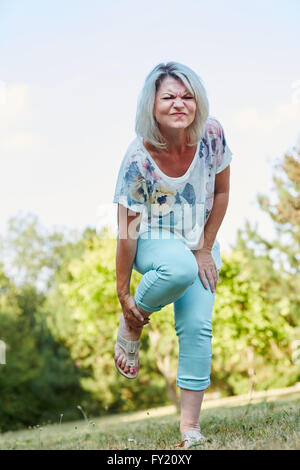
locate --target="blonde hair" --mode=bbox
[135,61,209,150]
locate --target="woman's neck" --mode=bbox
[160,127,188,156]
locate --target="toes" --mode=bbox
[120,356,127,370]
[114,346,121,361]
[115,351,121,365]
[116,352,125,369]
[117,358,123,369]
[115,347,125,368]
[115,345,139,376]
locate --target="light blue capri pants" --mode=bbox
[132,232,221,392]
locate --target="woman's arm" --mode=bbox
[201,164,231,251]
[116,236,139,302]
[193,165,230,291]
[115,204,148,327]
[116,204,141,300]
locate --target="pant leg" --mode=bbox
[174,247,222,391]
[133,235,199,313]
[133,231,221,391]
[174,275,217,391]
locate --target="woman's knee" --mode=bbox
[176,316,212,338]
[160,251,198,287]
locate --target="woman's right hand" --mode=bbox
[119,294,150,330]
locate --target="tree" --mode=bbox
[255,145,300,269]
[241,145,300,325]
[212,141,300,395]
[0,221,92,432]
[211,246,297,396]
[1,212,86,292]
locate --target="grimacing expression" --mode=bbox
[153,76,196,132]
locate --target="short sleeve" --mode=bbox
[113,140,148,213]
[214,120,233,174]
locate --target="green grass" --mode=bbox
[0,395,299,450]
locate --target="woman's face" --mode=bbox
[153,76,196,134]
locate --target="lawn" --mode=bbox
[0,394,299,450]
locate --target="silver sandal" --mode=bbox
[177,429,206,449]
[114,333,140,379]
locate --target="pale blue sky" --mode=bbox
[0,0,300,251]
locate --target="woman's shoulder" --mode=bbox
[123,136,140,155]
[122,136,145,163]
[118,137,150,180]
[205,115,224,137]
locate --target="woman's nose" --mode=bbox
[173,97,184,107]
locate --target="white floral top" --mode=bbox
[113,116,232,269]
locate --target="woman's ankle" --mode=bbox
[119,313,143,339]
[180,423,201,435]
[179,388,204,436]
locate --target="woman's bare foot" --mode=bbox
[114,313,144,376]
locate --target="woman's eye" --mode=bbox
[162,96,194,100]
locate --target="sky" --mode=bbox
[0,0,300,253]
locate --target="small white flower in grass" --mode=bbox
[77,405,88,422]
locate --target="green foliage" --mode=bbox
[2,212,88,291]
[257,147,300,255]
[211,247,298,395]
[241,147,300,326]
[219,143,300,394]
[45,232,171,417]
[0,254,89,432]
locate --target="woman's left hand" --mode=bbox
[193,248,218,292]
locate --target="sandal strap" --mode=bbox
[116,333,140,367]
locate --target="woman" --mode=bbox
[112,62,232,448]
